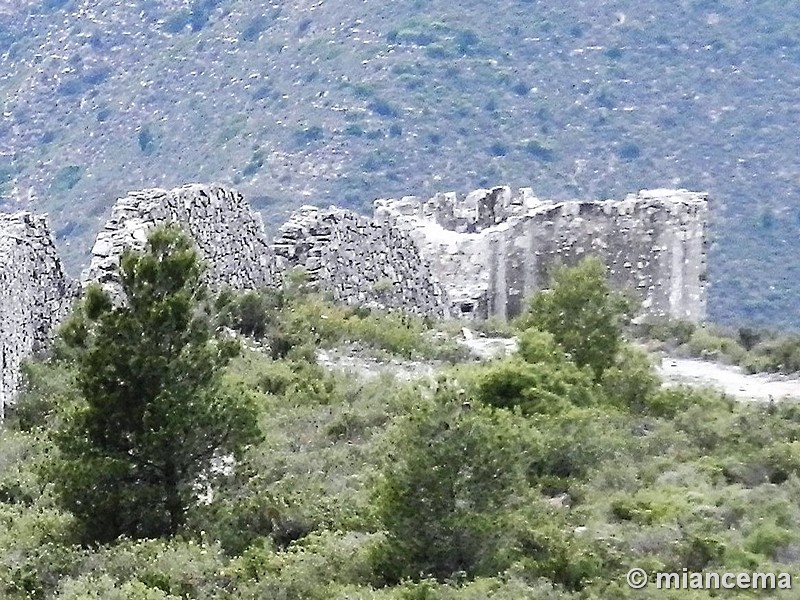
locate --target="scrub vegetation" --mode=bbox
[2,229,798,599]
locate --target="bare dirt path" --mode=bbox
[657,356,800,402]
[315,333,800,403]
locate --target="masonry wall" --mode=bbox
[83,183,277,294]
[0,182,709,422]
[0,213,75,420]
[375,187,709,321]
[272,206,446,316]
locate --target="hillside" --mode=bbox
[0,0,798,326]
[3,247,800,598]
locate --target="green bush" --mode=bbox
[609,487,689,525]
[56,575,180,600]
[745,522,793,559]
[0,504,80,599]
[528,407,630,483]
[511,510,609,591]
[600,346,660,411]
[636,318,696,346]
[66,538,230,599]
[751,335,800,372]
[474,356,598,415]
[686,327,747,363]
[639,386,730,420]
[255,358,339,404]
[370,389,536,583]
[518,257,631,379]
[12,359,80,431]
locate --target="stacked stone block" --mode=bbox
[0,213,75,420]
[273,206,446,316]
[82,183,277,295]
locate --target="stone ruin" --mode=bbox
[272,206,446,316]
[374,187,708,321]
[83,183,278,298]
[0,213,76,421]
[0,182,710,420]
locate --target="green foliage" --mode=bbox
[599,346,660,411]
[57,576,181,600]
[370,388,535,583]
[519,257,631,379]
[528,407,631,484]
[48,225,260,543]
[55,538,230,599]
[11,359,79,431]
[0,502,80,599]
[510,509,608,591]
[686,326,747,363]
[229,531,377,599]
[137,126,159,156]
[638,319,800,374]
[217,285,461,360]
[474,345,599,415]
[638,386,728,420]
[8,229,800,597]
[635,318,696,346]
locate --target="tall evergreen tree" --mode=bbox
[51,225,260,543]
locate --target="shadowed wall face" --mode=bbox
[272,206,446,316]
[0,213,74,420]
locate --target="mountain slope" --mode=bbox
[1,0,798,326]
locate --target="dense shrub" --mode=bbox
[370,389,536,583]
[518,257,631,379]
[6,240,800,598]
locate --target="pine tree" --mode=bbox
[51,225,260,543]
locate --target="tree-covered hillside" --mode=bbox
[0,0,798,326]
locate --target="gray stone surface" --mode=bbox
[0,182,709,422]
[273,205,446,316]
[0,212,75,420]
[375,187,708,321]
[82,183,277,296]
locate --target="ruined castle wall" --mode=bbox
[1,182,709,423]
[376,187,708,322]
[0,213,75,420]
[488,190,709,320]
[273,206,446,316]
[83,183,277,294]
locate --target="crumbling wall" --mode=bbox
[376,187,709,321]
[0,182,709,423]
[272,206,446,316]
[0,213,75,420]
[83,183,277,294]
